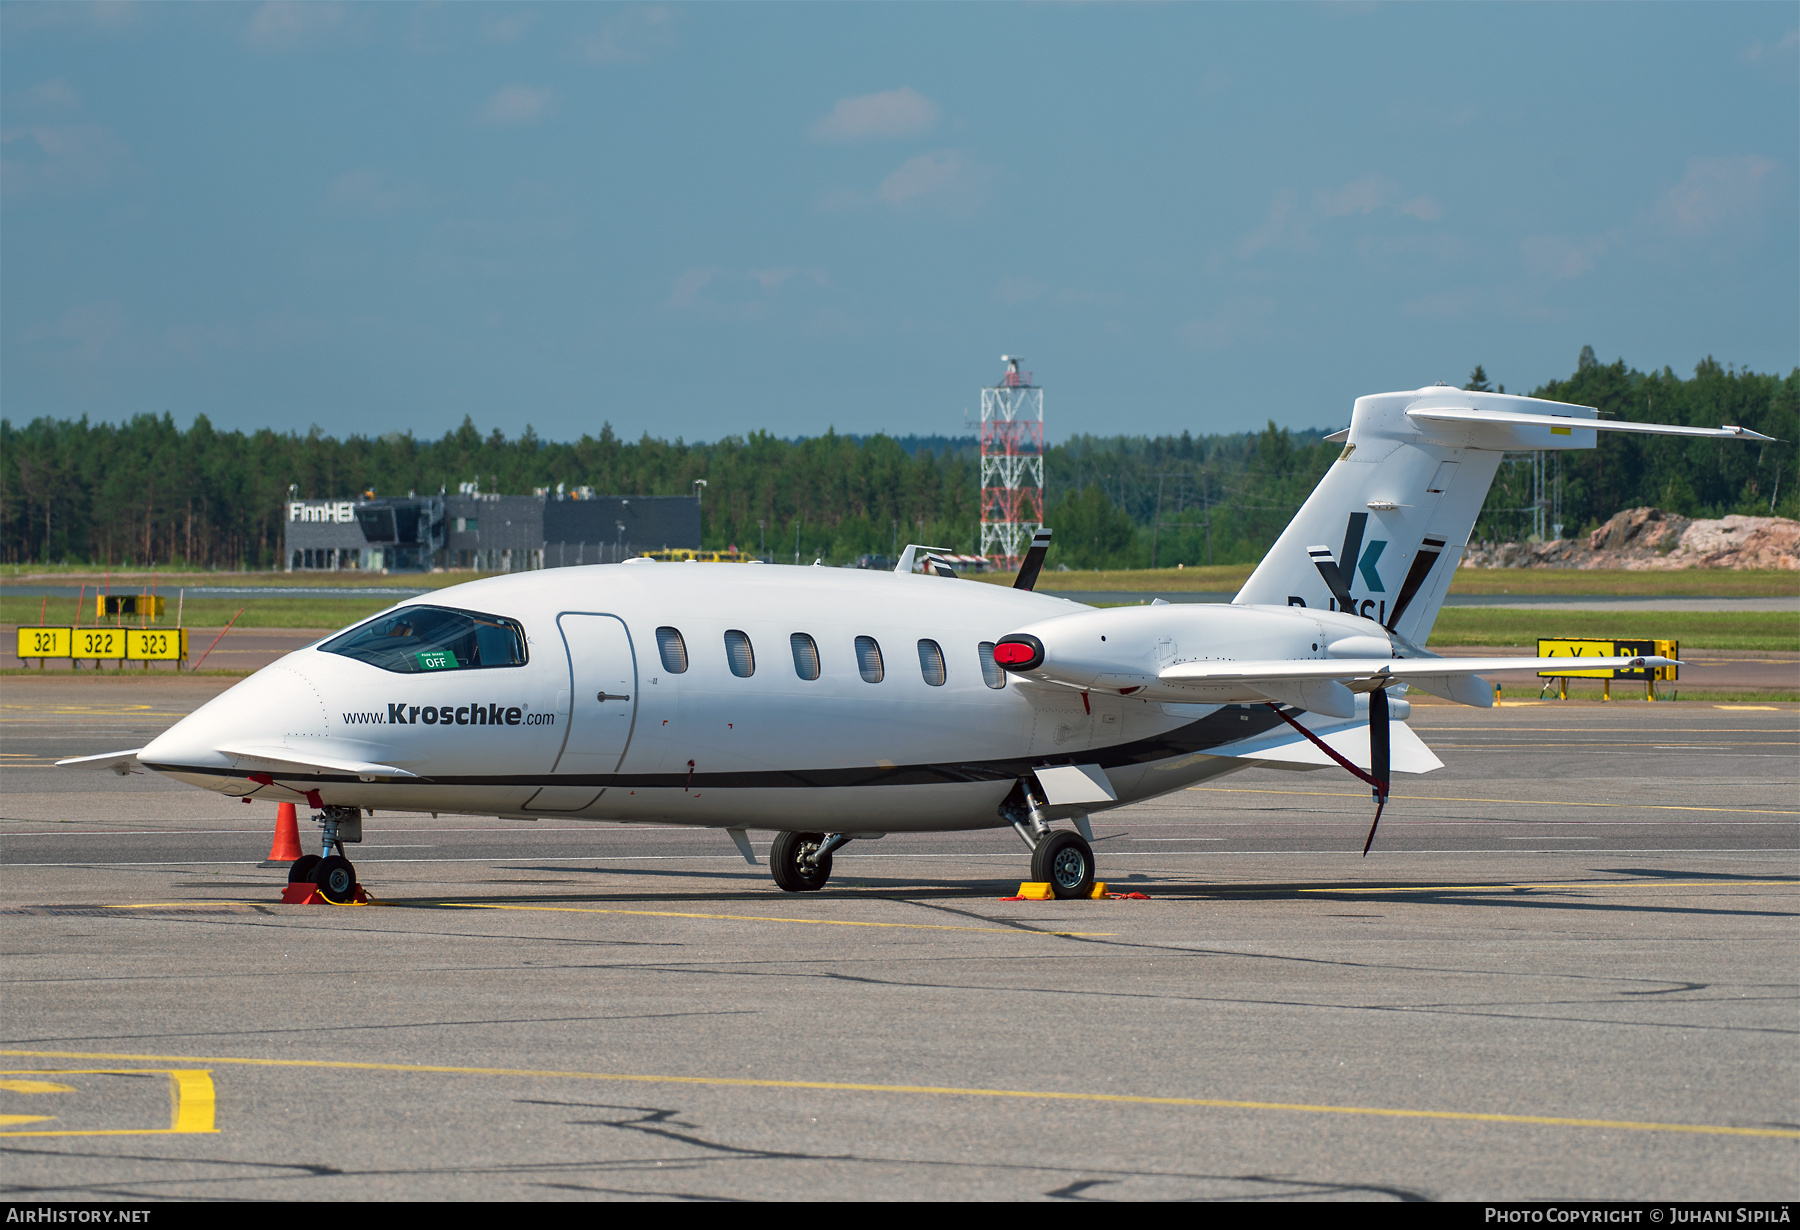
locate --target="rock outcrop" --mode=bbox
[1461,507,1799,570]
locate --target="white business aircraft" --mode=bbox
[62,386,1767,901]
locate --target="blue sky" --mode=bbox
[3,2,1795,443]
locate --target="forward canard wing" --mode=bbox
[215,744,419,781]
[55,748,147,775]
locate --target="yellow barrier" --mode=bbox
[637,549,750,563]
[1537,638,1678,700]
[98,595,165,619]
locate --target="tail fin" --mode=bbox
[1233,385,1766,645]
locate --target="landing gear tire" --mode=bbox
[770,831,831,893]
[287,854,321,884]
[1032,830,1095,900]
[312,855,358,903]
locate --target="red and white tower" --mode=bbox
[979,355,1045,570]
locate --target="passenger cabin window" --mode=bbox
[725,630,756,677]
[321,606,526,675]
[790,633,820,681]
[656,626,689,674]
[917,639,946,686]
[855,636,884,684]
[978,642,1007,690]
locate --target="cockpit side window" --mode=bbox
[320,606,527,674]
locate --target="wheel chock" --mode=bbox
[278,882,373,906]
[1004,882,1055,901]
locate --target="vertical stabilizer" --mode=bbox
[1233,387,1603,644]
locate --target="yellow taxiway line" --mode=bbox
[100,900,1116,937]
[427,901,1115,937]
[0,1068,216,1138]
[2,1049,1791,1141]
[1300,880,1797,894]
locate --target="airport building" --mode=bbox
[283,489,702,573]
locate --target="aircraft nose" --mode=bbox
[140,663,330,770]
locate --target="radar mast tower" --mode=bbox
[978,355,1045,570]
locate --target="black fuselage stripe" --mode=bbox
[142,706,1288,791]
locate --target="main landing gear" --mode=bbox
[770,830,854,892]
[287,806,363,903]
[1009,778,1095,900]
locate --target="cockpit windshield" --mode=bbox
[320,605,527,674]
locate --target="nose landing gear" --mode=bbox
[282,806,367,904]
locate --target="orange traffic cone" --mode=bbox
[261,802,303,867]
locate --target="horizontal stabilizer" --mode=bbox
[55,748,145,775]
[1159,655,1676,686]
[219,744,419,780]
[1210,717,1442,775]
[1407,406,1775,442]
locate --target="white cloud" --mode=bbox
[666,265,828,318]
[480,86,552,128]
[811,87,940,143]
[0,124,127,197]
[1398,195,1443,222]
[1653,156,1776,236]
[483,12,536,43]
[1739,28,1798,62]
[27,79,81,110]
[1178,296,1278,351]
[1235,188,1303,257]
[1314,173,1396,218]
[1237,173,1439,259]
[1518,231,1621,281]
[244,2,347,51]
[579,5,676,64]
[22,301,124,363]
[996,277,1048,305]
[324,168,429,216]
[876,151,986,214]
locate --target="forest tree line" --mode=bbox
[2,352,1794,572]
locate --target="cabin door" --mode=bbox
[550,612,640,778]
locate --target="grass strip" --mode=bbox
[2,595,391,630]
[1426,607,1798,652]
[973,565,1797,597]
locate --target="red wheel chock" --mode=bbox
[279,882,373,906]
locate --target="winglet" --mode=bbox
[1013,527,1053,591]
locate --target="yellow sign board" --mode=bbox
[16,627,72,659]
[98,595,165,619]
[1537,638,1678,681]
[73,627,127,660]
[126,628,187,661]
[1537,638,1615,678]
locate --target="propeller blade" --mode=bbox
[1361,686,1392,856]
